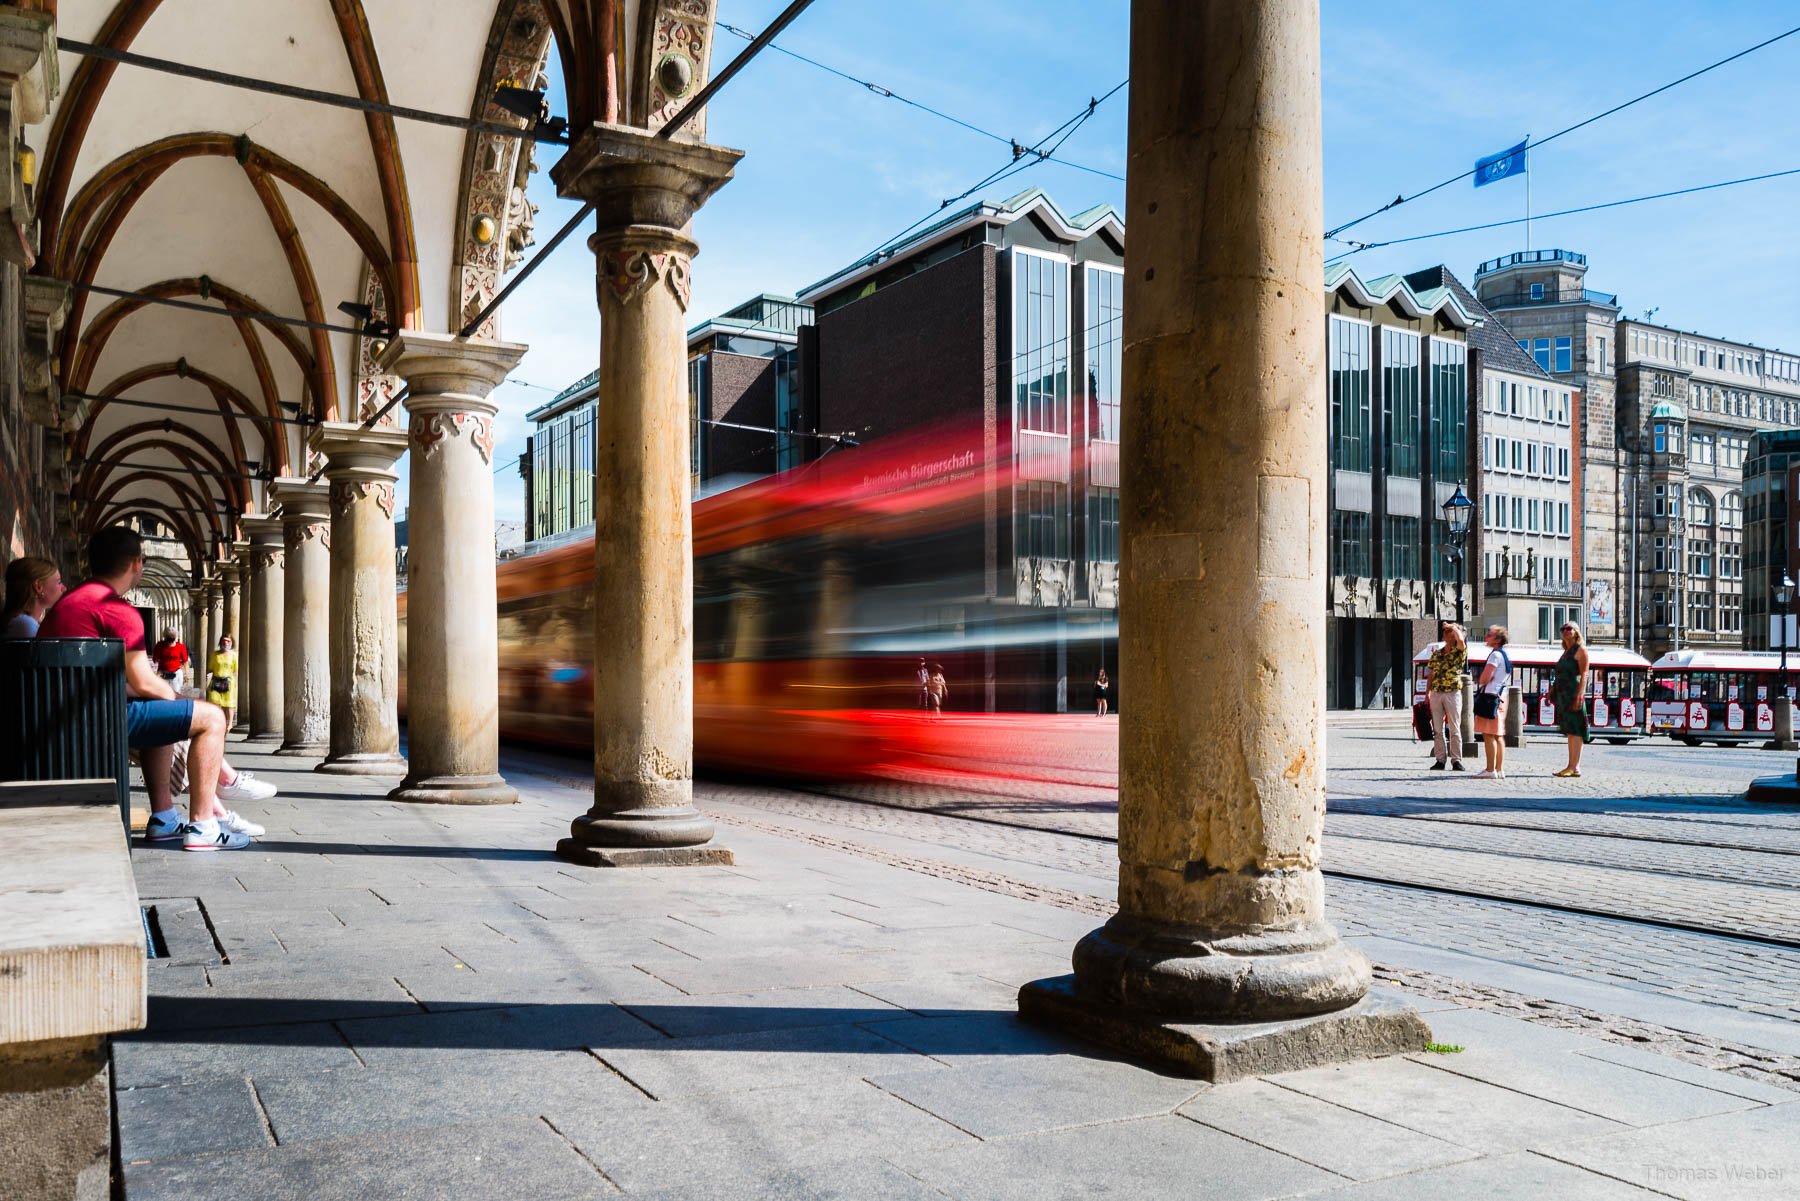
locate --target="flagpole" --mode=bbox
[1524,135,1532,251]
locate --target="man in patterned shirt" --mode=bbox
[1425,622,1468,771]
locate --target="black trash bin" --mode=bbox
[0,637,130,829]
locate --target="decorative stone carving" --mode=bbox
[330,479,396,520]
[410,411,494,463]
[638,0,718,138]
[284,522,329,552]
[0,8,56,268]
[19,276,70,426]
[600,249,691,310]
[352,267,402,427]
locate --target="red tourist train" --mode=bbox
[1647,650,1799,745]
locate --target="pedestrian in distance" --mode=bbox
[1425,622,1467,771]
[927,662,948,716]
[1553,622,1591,777]
[1,556,63,638]
[1471,625,1512,779]
[1094,667,1110,716]
[207,634,238,730]
[37,526,261,850]
[915,656,931,711]
[152,627,188,685]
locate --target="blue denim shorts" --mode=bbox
[127,698,194,749]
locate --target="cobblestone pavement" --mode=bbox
[697,776,1800,1021]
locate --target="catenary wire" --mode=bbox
[863,79,1127,264]
[1325,23,1800,240]
[55,37,558,144]
[716,22,1122,181]
[1324,166,1800,265]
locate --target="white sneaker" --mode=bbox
[183,821,251,852]
[143,809,185,843]
[1471,769,1495,779]
[218,771,277,803]
[215,809,265,838]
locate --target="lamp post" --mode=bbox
[1777,574,1795,694]
[1442,483,1475,626]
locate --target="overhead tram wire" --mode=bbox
[715,22,1122,182]
[1323,165,1800,265]
[67,390,319,428]
[451,0,822,343]
[43,279,382,339]
[55,37,566,145]
[1325,22,1800,241]
[862,78,1128,265]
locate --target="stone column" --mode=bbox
[204,581,223,664]
[549,124,742,866]
[187,589,206,690]
[240,517,285,742]
[233,545,254,732]
[221,560,242,646]
[376,333,526,804]
[1018,0,1426,1080]
[311,424,409,776]
[270,480,332,756]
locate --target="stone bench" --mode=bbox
[0,783,147,1201]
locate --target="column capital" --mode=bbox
[378,331,526,412]
[269,477,330,522]
[551,122,741,260]
[310,422,408,480]
[241,514,284,556]
[218,559,242,589]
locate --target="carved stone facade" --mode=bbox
[600,249,691,311]
[637,0,718,137]
[410,411,494,464]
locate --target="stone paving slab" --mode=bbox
[1541,1102,1800,1200]
[106,740,1800,1199]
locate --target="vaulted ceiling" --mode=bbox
[28,0,724,580]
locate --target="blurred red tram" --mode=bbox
[398,421,1119,785]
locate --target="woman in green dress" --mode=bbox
[1551,621,1590,777]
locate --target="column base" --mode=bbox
[556,838,734,868]
[245,731,282,744]
[315,751,408,775]
[387,772,516,805]
[1745,772,1800,804]
[275,740,330,757]
[1762,739,1799,751]
[1018,975,1429,1081]
[566,804,718,849]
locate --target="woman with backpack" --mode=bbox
[1472,626,1512,779]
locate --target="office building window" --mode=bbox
[1512,496,1523,528]
[1430,339,1467,484]
[1328,315,1371,472]
[774,348,803,472]
[1087,486,1119,563]
[1722,595,1742,633]
[1533,338,1551,370]
[1528,498,1539,532]
[1530,283,1544,300]
[1384,514,1420,581]
[1555,337,1572,373]
[1691,593,1714,631]
[688,354,708,488]
[1332,511,1369,578]
[1560,501,1570,534]
[1691,432,1714,465]
[1558,447,1569,478]
[1013,251,1070,436]
[1597,336,1607,373]
[1084,265,1124,442]
[1016,481,1069,561]
[1512,439,1523,470]
[1383,328,1420,478]
[1527,443,1538,475]
[1723,490,1743,527]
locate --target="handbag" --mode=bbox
[1411,700,1432,741]
[1474,692,1500,720]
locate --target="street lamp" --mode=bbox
[1441,482,1475,625]
[1777,573,1795,698]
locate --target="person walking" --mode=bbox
[1553,621,1591,777]
[207,634,239,731]
[927,663,948,716]
[152,627,189,685]
[1425,622,1467,771]
[914,657,931,711]
[2,557,63,638]
[1471,626,1512,779]
[1094,667,1111,716]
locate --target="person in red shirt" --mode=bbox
[38,527,251,851]
[151,629,188,684]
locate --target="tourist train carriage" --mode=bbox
[1647,649,1799,745]
[1411,643,1654,743]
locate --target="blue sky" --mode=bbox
[436,0,1800,524]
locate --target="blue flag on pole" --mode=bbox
[1474,139,1528,187]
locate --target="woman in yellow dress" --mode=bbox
[207,635,239,730]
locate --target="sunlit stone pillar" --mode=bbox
[550,124,741,866]
[232,544,254,732]
[240,516,285,742]
[377,333,526,805]
[311,424,409,776]
[1019,0,1427,1080]
[271,479,332,756]
[204,580,223,664]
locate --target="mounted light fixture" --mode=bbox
[491,82,567,141]
[336,300,395,341]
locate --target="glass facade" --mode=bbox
[774,348,802,472]
[1019,480,1069,560]
[528,403,595,540]
[1013,251,1070,435]
[1084,266,1123,442]
[688,354,709,490]
[1430,338,1467,483]
[1382,328,1419,479]
[1383,514,1419,580]
[1332,510,1369,577]
[1087,486,1119,563]
[1329,316,1371,472]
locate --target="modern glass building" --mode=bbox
[1743,428,1800,650]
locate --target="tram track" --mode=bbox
[782,782,1800,952]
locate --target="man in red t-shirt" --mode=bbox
[151,629,188,683]
[39,527,249,851]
